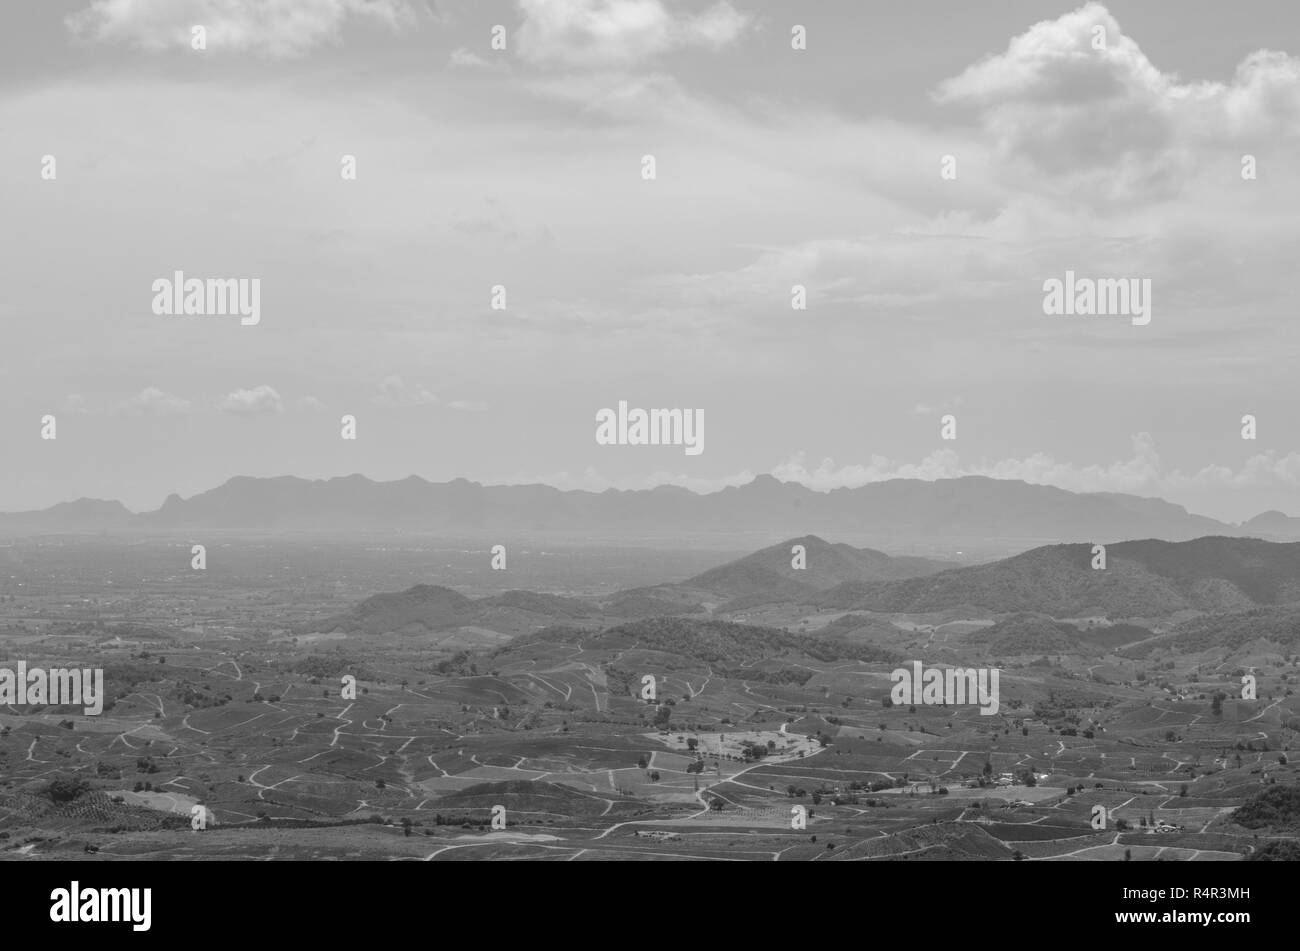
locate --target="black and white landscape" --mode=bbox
[3,0,1300,866]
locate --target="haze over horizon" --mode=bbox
[0,469,1276,528]
[5,0,1300,521]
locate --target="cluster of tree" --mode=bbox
[434,651,478,676]
[178,681,230,709]
[291,654,374,680]
[714,665,815,687]
[1231,784,1300,831]
[42,777,92,804]
[602,664,639,697]
[1171,606,1300,652]
[1246,839,1300,861]
[739,740,773,762]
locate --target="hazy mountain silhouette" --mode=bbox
[0,473,1252,543]
[1240,510,1300,541]
[305,584,601,639]
[616,534,959,610]
[0,498,132,533]
[683,534,955,596]
[303,535,954,636]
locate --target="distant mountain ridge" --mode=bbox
[302,535,958,637]
[620,535,958,610]
[1241,510,1300,541]
[0,498,133,533]
[684,534,956,595]
[2,472,1284,543]
[815,536,1300,617]
[304,584,602,639]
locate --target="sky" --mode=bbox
[2,0,1300,521]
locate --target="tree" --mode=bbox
[44,778,92,803]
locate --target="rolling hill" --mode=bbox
[496,616,902,668]
[680,535,955,598]
[304,584,601,638]
[815,537,1300,618]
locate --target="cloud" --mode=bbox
[933,2,1300,199]
[448,46,509,71]
[372,375,439,407]
[765,434,1300,500]
[515,0,750,68]
[447,399,489,412]
[649,233,1038,318]
[295,395,328,411]
[487,465,751,495]
[66,0,416,58]
[481,432,1300,508]
[117,386,192,416]
[60,394,94,415]
[218,385,284,416]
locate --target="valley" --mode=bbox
[2,533,1298,861]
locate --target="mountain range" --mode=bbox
[304,535,952,639]
[2,473,1290,543]
[304,535,1300,652]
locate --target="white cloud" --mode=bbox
[60,394,94,415]
[372,375,439,407]
[218,385,284,416]
[911,398,962,415]
[296,395,328,411]
[934,2,1300,198]
[765,434,1300,500]
[66,0,416,58]
[515,0,750,67]
[448,46,509,71]
[488,465,751,494]
[476,436,1300,512]
[117,386,192,416]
